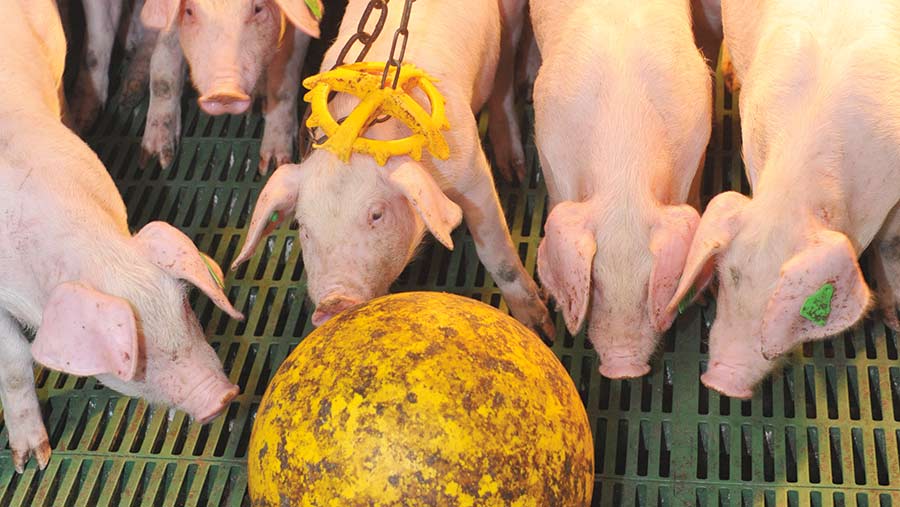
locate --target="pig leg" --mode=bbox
[487,0,527,183]
[691,0,723,72]
[70,0,123,131]
[117,1,156,108]
[0,312,50,473]
[872,204,900,330]
[140,28,184,168]
[259,27,311,174]
[447,148,555,342]
[514,16,540,103]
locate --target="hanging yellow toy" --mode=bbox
[302,62,451,166]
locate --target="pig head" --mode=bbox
[31,221,244,423]
[537,200,701,378]
[141,0,323,115]
[232,157,463,326]
[667,191,871,398]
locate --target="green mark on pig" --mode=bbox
[305,0,322,20]
[800,283,834,327]
[270,211,279,223]
[678,287,696,315]
[200,255,224,289]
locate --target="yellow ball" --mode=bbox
[248,292,594,506]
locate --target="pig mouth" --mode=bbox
[311,294,364,327]
[178,374,240,424]
[701,361,755,399]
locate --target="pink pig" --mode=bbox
[668,0,900,398]
[232,0,555,339]
[138,0,321,172]
[531,0,712,378]
[0,0,243,472]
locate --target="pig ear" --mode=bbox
[537,201,596,335]
[133,221,244,320]
[388,161,463,250]
[275,0,324,38]
[141,0,181,30]
[760,230,871,359]
[648,205,700,332]
[32,282,139,381]
[232,164,303,270]
[667,191,750,314]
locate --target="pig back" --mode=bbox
[321,0,501,109]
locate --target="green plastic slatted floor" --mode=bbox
[2,57,900,507]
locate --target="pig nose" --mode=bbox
[312,295,362,327]
[198,88,251,115]
[599,361,651,379]
[701,362,754,399]
[181,376,240,424]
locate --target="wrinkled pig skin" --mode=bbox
[0,0,243,473]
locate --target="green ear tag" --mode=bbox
[270,211,280,223]
[200,255,225,289]
[304,0,322,20]
[800,283,834,326]
[678,286,697,315]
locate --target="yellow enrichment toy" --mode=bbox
[302,62,451,166]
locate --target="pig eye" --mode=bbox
[254,4,264,14]
[184,7,193,16]
[368,206,386,226]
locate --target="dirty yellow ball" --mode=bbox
[248,292,594,506]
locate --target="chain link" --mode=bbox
[303,0,417,155]
[380,0,415,89]
[332,0,389,68]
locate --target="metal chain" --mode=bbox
[380,0,415,89]
[332,0,389,69]
[303,0,417,154]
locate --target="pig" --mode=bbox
[530,0,712,377]
[231,0,555,339]
[667,0,900,398]
[68,0,155,131]
[0,0,243,472]
[138,0,320,173]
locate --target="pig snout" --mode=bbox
[311,294,363,327]
[599,359,652,379]
[179,374,240,424]
[701,361,758,400]
[198,86,251,116]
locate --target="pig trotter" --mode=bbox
[259,127,294,176]
[141,113,180,168]
[69,77,103,133]
[12,436,51,474]
[487,111,526,183]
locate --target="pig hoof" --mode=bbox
[599,362,651,379]
[70,98,102,134]
[140,138,177,169]
[11,438,51,474]
[701,369,754,399]
[117,80,147,109]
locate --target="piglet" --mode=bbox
[232,0,555,339]
[138,0,320,172]
[0,0,243,472]
[530,0,711,377]
[668,0,900,398]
